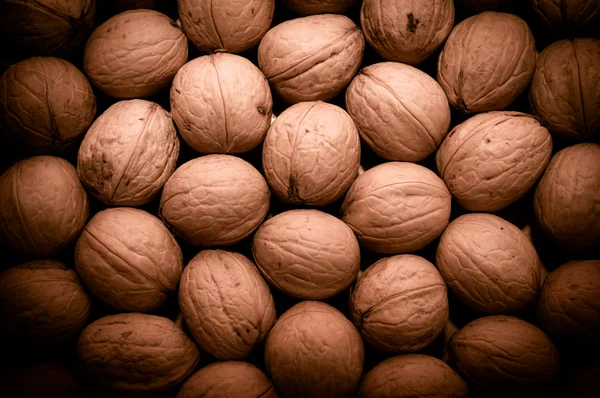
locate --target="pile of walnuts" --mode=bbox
[0,1,599,397]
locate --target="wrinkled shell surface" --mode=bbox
[177,361,277,398]
[534,143,600,251]
[341,162,452,254]
[346,62,451,162]
[75,207,183,312]
[179,250,276,360]
[160,154,270,247]
[252,209,361,300]
[170,53,272,154]
[77,99,179,206]
[0,156,89,257]
[350,254,448,353]
[0,362,81,398]
[538,259,600,348]
[530,38,600,141]
[0,57,96,153]
[530,0,600,35]
[283,0,359,15]
[0,0,95,57]
[448,315,560,397]
[437,11,537,114]
[178,0,274,53]
[258,14,365,104]
[358,354,469,398]
[262,101,360,206]
[361,0,454,65]
[436,111,552,212]
[265,301,364,398]
[77,313,200,394]
[0,260,91,353]
[436,213,542,314]
[84,9,188,98]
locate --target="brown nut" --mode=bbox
[258,14,364,104]
[350,254,448,353]
[437,11,537,114]
[179,250,276,360]
[436,111,552,212]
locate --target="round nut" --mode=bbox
[252,209,361,300]
[358,354,469,398]
[265,301,364,398]
[0,260,91,355]
[77,99,179,206]
[350,254,448,353]
[341,162,451,254]
[346,62,451,162]
[0,156,89,257]
[258,14,365,104]
[530,38,600,141]
[534,143,600,251]
[177,361,276,398]
[170,53,272,154]
[262,101,360,206]
[178,0,274,53]
[75,207,183,312]
[0,0,95,58]
[538,259,600,349]
[448,315,561,398]
[179,250,276,360]
[160,154,270,247]
[436,111,552,212]
[436,213,543,314]
[437,11,537,114]
[0,57,96,153]
[361,0,454,65]
[77,313,200,394]
[84,9,188,98]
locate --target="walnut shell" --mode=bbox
[346,62,451,162]
[448,315,560,397]
[179,250,276,360]
[282,0,359,15]
[177,361,277,398]
[538,259,600,349]
[530,0,600,36]
[160,154,270,247]
[0,0,95,58]
[262,101,360,206]
[84,9,187,98]
[534,143,600,251]
[77,99,179,206]
[436,213,542,314]
[436,111,552,212]
[530,38,600,141]
[75,207,183,312]
[76,313,200,394]
[252,209,361,300]
[265,301,364,398]
[0,260,91,355]
[361,0,454,65]
[170,53,272,154]
[341,162,452,254]
[437,11,537,114]
[0,156,89,257]
[178,0,274,53]
[0,57,96,154]
[350,254,448,353]
[258,14,365,104]
[358,354,469,398]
